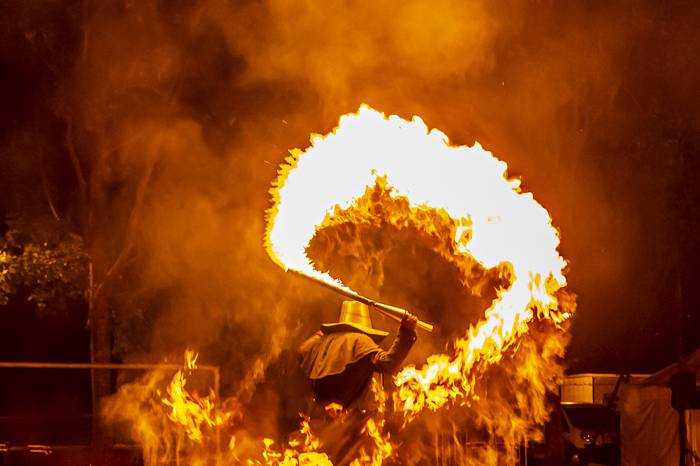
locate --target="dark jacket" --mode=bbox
[299,326,417,408]
[298,326,416,465]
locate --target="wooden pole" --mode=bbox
[288,269,434,333]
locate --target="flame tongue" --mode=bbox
[161,350,228,442]
[266,105,572,421]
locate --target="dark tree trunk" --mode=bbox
[89,265,113,465]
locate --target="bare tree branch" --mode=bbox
[65,117,88,204]
[38,148,61,222]
[93,153,158,303]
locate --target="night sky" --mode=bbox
[1,0,699,376]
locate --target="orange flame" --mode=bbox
[265,105,572,422]
[351,378,393,466]
[260,417,333,465]
[185,348,199,370]
[161,350,228,442]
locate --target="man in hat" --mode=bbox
[298,300,417,464]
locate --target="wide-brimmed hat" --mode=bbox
[321,300,389,343]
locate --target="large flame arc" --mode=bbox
[265,105,571,418]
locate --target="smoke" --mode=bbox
[62,1,317,370]
[65,0,655,369]
[199,0,519,99]
[5,0,690,462]
[62,0,523,361]
[2,0,658,360]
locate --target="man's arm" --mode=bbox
[371,313,418,374]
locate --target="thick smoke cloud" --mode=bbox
[203,0,517,96]
[2,1,700,448]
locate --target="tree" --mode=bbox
[0,216,87,310]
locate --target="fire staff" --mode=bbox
[298,300,417,465]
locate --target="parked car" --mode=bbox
[560,402,620,465]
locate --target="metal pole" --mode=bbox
[214,367,222,463]
[679,407,687,466]
[0,362,219,372]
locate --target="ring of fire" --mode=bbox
[265,105,572,420]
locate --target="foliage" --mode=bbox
[0,217,88,310]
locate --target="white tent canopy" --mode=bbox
[619,348,700,466]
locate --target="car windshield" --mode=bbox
[562,405,618,430]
